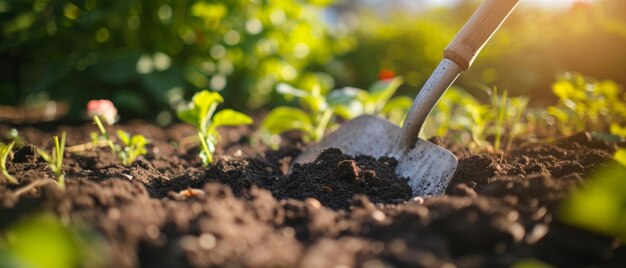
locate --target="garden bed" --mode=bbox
[0,121,624,267]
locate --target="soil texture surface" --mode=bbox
[0,122,625,268]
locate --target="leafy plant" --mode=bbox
[0,142,17,185]
[92,116,148,166]
[37,132,67,189]
[422,87,529,154]
[262,77,407,144]
[115,130,148,167]
[177,90,253,166]
[548,73,626,134]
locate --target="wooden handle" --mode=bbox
[444,0,520,71]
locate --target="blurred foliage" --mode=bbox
[0,213,106,268]
[560,163,626,241]
[0,0,352,120]
[512,259,555,268]
[1,0,626,123]
[337,0,626,101]
[547,73,626,134]
[559,114,626,240]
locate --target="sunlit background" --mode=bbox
[0,0,623,123]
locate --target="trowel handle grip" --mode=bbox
[444,0,520,71]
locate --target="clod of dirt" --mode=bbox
[272,148,412,210]
[12,145,38,164]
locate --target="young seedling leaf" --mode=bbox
[193,90,224,109]
[368,76,403,110]
[176,109,199,128]
[327,87,366,120]
[615,149,626,167]
[212,109,253,128]
[610,124,626,137]
[276,83,310,98]
[262,107,313,135]
[116,130,131,146]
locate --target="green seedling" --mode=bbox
[262,83,334,143]
[421,86,528,154]
[115,130,148,166]
[262,77,406,144]
[177,90,252,166]
[487,87,529,154]
[93,115,148,166]
[37,132,67,189]
[421,87,480,139]
[0,141,17,185]
[548,73,626,134]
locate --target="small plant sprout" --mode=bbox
[421,86,528,154]
[37,132,67,189]
[177,90,253,166]
[486,87,529,154]
[262,77,406,144]
[0,141,18,185]
[92,116,149,166]
[115,130,148,166]
[262,83,333,143]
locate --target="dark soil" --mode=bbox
[0,121,625,268]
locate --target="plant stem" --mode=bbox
[2,169,18,185]
[93,115,117,155]
[314,110,334,142]
[198,132,213,165]
[13,179,57,198]
[1,141,18,185]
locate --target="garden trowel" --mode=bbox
[295,0,521,196]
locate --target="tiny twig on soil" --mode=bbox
[12,178,57,198]
[66,140,109,153]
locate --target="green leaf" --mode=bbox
[276,83,310,97]
[368,76,403,110]
[192,90,224,108]
[130,135,147,147]
[327,87,366,119]
[116,130,130,146]
[261,107,313,135]
[381,96,413,125]
[176,109,199,128]
[212,109,253,128]
[381,96,413,114]
[300,95,328,114]
[610,124,626,137]
[615,149,626,167]
[560,164,626,240]
[38,149,52,163]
